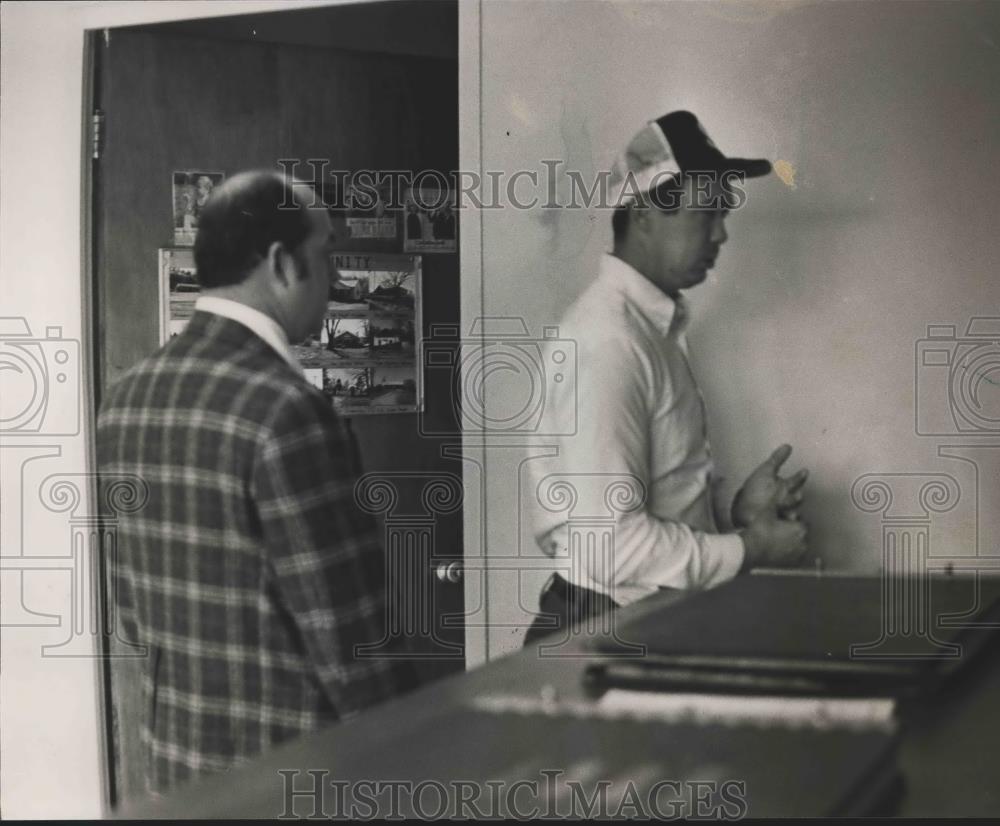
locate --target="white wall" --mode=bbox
[476,0,1000,655]
[0,1,331,818]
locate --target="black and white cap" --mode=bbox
[608,110,772,205]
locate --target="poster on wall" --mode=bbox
[294,253,423,416]
[403,186,456,253]
[158,247,199,343]
[158,249,422,415]
[344,179,397,240]
[173,170,225,246]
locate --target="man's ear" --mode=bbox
[266,241,293,287]
[630,203,653,239]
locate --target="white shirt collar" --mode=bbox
[194,296,304,376]
[597,253,689,336]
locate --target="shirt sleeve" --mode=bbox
[252,385,413,715]
[538,332,744,592]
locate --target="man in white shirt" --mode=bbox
[525,111,809,644]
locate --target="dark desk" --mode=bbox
[893,632,1000,816]
[119,587,1000,818]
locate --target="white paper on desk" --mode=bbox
[597,691,896,731]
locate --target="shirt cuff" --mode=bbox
[704,531,746,588]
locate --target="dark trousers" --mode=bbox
[523,574,619,646]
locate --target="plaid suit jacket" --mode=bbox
[97,312,407,795]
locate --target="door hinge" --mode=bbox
[92,109,104,160]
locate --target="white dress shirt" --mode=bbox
[194,296,304,377]
[529,253,745,606]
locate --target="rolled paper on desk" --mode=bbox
[597,690,897,732]
[581,660,906,699]
[470,692,896,732]
[749,566,857,577]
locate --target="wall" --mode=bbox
[476,0,1000,655]
[0,5,102,819]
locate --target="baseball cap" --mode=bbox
[608,110,772,206]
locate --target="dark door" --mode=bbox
[89,3,463,805]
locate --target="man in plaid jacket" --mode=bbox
[97,171,409,796]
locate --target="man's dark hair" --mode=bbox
[194,172,312,289]
[611,174,686,247]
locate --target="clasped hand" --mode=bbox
[732,444,811,570]
[732,443,808,528]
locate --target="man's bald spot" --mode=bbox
[210,169,318,212]
[194,169,319,289]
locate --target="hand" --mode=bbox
[731,444,809,529]
[740,514,809,571]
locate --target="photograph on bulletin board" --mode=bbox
[158,247,199,344]
[344,178,397,241]
[173,170,225,246]
[403,186,456,253]
[295,252,423,415]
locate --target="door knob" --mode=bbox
[435,561,463,584]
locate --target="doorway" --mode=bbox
[87,0,463,804]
